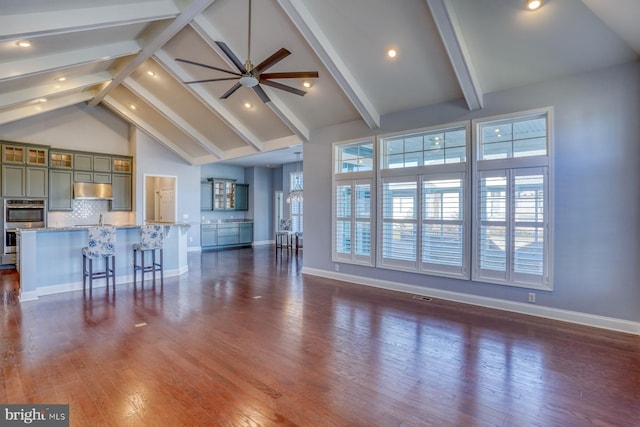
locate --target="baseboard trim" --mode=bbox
[20,266,189,302]
[252,240,273,247]
[301,267,640,336]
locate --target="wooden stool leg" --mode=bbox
[152,249,156,283]
[83,254,87,289]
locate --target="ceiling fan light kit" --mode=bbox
[239,75,259,87]
[175,0,318,103]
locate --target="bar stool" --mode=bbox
[133,225,164,285]
[294,232,303,253]
[275,218,292,251]
[82,226,116,293]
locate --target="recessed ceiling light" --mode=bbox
[302,81,312,88]
[38,98,47,103]
[387,48,397,59]
[17,40,32,47]
[55,77,66,82]
[147,70,156,77]
[524,0,543,11]
[129,104,136,110]
[244,102,252,109]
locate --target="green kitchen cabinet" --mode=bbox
[49,169,74,211]
[110,173,131,211]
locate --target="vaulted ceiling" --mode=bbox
[1,0,638,167]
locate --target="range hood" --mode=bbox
[73,182,113,200]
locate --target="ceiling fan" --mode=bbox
[175,0,318,103]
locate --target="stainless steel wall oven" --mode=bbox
[3,199,46,263]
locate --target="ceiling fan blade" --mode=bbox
[259,79,306,96]
[260,71,319,80]
[175,58,241,77]
[253,85,271,103]
[215,41,247,73]
[184,77,240,84]
[253,48,291,74]
[220,82,243,99]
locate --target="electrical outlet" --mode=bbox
[334,264,340,272]
[528,292,536,303]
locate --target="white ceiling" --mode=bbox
[0,0,638,167]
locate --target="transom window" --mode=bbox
[335,141,374,173]
[382,127,466,169]
[478,113,548,160]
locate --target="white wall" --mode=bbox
[133,129,201,249]
[245,166,273,243]
[0,103,129,154]
[304,61,640,324]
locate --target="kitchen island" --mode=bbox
[17,223,190,301]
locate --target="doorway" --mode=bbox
[144,175,177,223]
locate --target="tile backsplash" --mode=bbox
[47,199,134,227]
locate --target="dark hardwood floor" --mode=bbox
[1,247,639,426]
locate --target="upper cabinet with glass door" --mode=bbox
[212,179,236,210]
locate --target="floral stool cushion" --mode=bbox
[133,225,163,251]
[82,227,116,259]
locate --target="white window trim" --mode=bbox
[332,138,376,266]
[289,170,303,233]
[471,107,554,290]
[376,121,471,280]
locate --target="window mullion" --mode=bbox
[507,170,515,283]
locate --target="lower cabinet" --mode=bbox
[201,225,217,247]
[201,222,253,250]
[238,223,253,244]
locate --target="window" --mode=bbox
[473,108,553,289]
[378,123,470,279]
[331,111,551,289]
[289,171,303,233]
[333,140,375,266]
[335,141,374,173]
[382,127,466,169]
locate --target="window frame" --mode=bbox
[289,170,303,233]
[332,139,376,266]
[472,107,554,290]
[377,121,471,279]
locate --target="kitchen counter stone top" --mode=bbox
[17,223,191,233]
